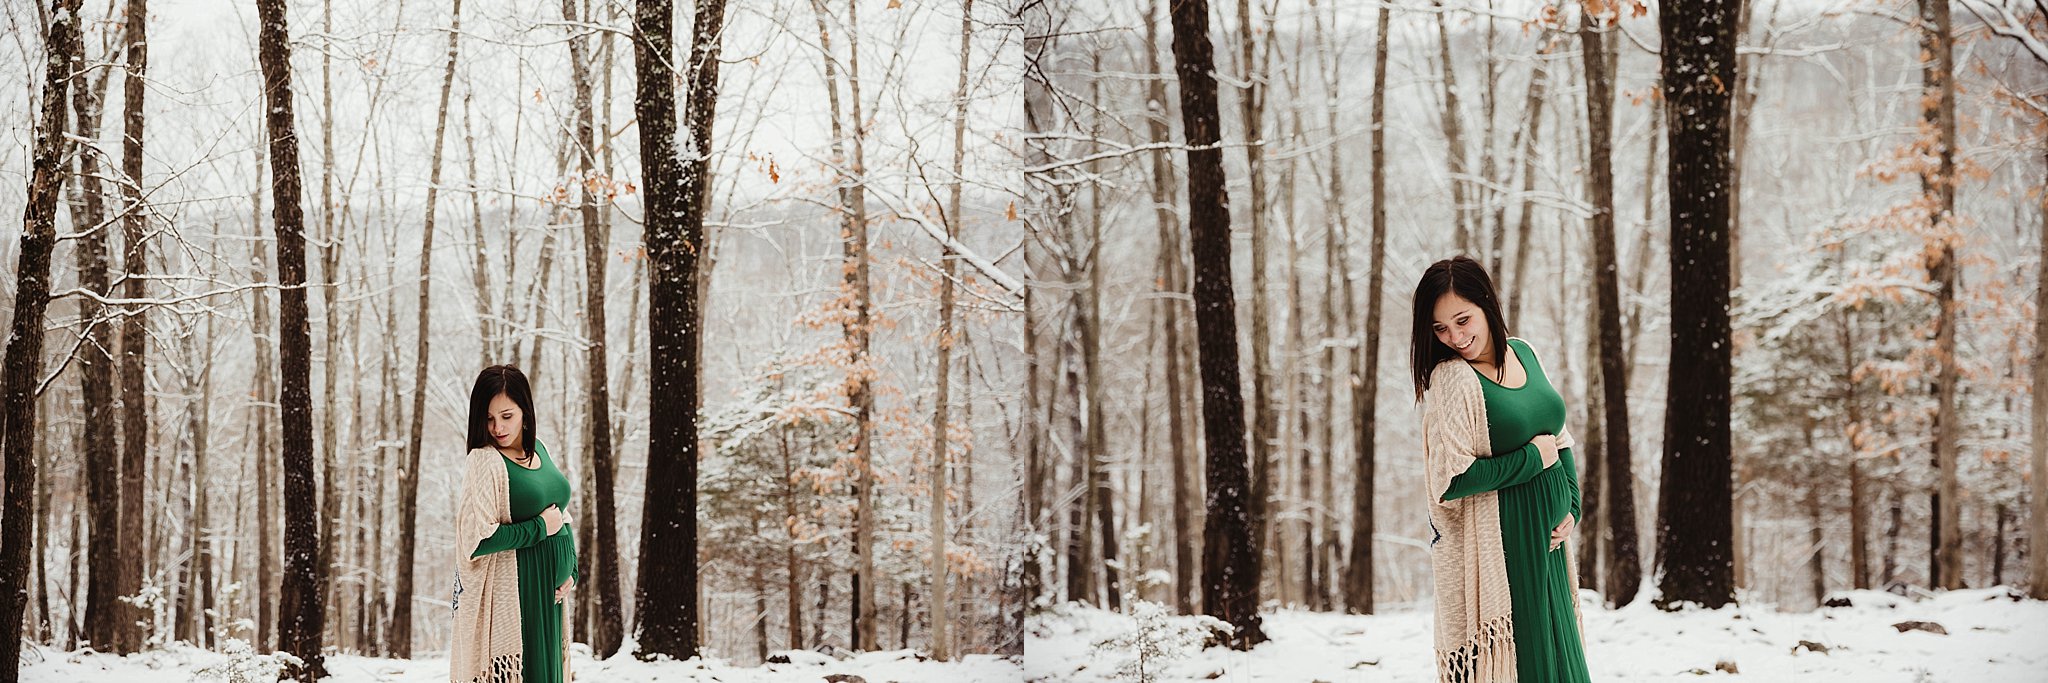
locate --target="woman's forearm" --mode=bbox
[470,516,549,558]
[1441,441,1549,502]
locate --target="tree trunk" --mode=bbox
[254,0,327,674]
[559,0,624,657]
[926,0,972,659]
[1917,0,1962,592]
[2032,146,2048,599]
[1434,1,1473,250]
[252,186,278,653]
[189,314,217,648]
[1169,0,1266,648]
[68,45,124,652]
[1581,5,1640,607]
[1143,0,1197,616]
[1505,42,1550,326]
[1653,0,1737,610]
[1844,309,1871,590]
[633,0,724,660]
[316,0,345,646]
[387,0,460,655]
[1342,0,1391,617]
[112,0,152,651]
[1236,1,1278,593]
[0,2,80,676]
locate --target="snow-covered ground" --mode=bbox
[1026,588,2048,682]
[19,640,1023,682]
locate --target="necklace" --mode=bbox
[499,445,532,467]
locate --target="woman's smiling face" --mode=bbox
[1432,292,1491,363]
[487,392,523,449]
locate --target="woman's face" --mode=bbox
[486,393,523,449]
[1431,293,1491,363]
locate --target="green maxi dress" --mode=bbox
[470,440,579,683]
[1441,338,1591,683]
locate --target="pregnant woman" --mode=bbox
[1412,255,1590,683]
[450,364,579,683]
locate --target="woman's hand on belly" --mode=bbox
[555,577,575,604]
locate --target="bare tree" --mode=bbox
[1169,0,1266,648]
[1,1,83,678]
[387,0,462,655]
[1918,0,1963,591]
[256,0,329,675]
[1342,0,1392,617]
[1580,1,1639,607]
[557,0,625,657]
[634,0,727,660]
[927,0,975,661]
[1654,0,1737,610]
[65,25,124,650]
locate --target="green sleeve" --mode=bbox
[1562,446,1581,524]
[1442,440,1551,502]
[471,516,549,558]
[558,524,579,583]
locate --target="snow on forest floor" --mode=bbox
[1026,588,2048,682]
[19,639,1023,682]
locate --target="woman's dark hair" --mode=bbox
[1410,255,1510,400]
[468,364,537,454]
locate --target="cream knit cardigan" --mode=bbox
[1421,350,1577,683]
[450,446,528,683]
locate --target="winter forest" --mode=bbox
[2,0,1027,680]
[0,0,2043,682]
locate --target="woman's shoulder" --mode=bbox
[1506,336,1549,370]
[1424,358,1479,401]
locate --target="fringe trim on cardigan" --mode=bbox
[1435,614,1517,683]
[462,653,522,683]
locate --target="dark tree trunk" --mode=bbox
[634,0,725,660]
[113,0,151,653]
[1168,0,1266,648]
[1580,6,1640,607]
[0,2,81,678]
[1653,0,1738,610]
[1342,0,1391,617]
[257,0,329,675]
[67,43,124,652]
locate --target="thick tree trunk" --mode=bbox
[1342,1,1391,617]
[1169,0,1266,648]
[633,0,724,660]
[0,2,80,677]
[255,0,328,675]
[1581,6,1640,607]
[1654,0,1737,610]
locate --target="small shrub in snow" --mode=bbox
[1091,599,1231,682]
[189,638,303,683]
